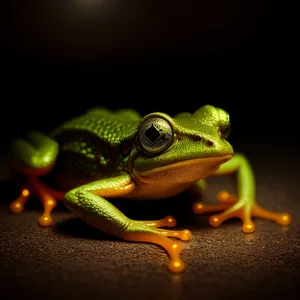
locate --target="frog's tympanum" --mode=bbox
[8,105,292,273]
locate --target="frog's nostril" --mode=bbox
[192,134,202,142]
[206,140,214,147]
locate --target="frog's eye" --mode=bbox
[139,117,173,154]
[216,108,231,139]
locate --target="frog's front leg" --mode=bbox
[192,153,292,233]
[9,131,64,226]
[64,173,192,273]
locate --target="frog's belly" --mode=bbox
[53,170,192,200]
[125,181,192,200]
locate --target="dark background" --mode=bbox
[0,0,297,146]
[1,1,299,300]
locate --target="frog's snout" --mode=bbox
[207,138,234,158]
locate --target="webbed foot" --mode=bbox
[193,190,292,233]
[120,215,191,273]
[9,188,30,214]
[9,178,64,227]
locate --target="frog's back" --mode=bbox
[51,108,141,145]
[50,108,141,181]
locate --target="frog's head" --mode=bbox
[130,105,234,184]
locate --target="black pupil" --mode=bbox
[145,124,160,143]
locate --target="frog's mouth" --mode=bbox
[133,154,233,184]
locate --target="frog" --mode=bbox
[8,105,292,273]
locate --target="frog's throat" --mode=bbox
[133,155,232,184]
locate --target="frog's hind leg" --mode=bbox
[193,153,292,233]
[9,131,63,226]
[11,131,59,176]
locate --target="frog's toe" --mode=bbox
[208,209,237,228]
[156,227,192,241]
[252,204,292,226]
[242,222,255,233]
[10,177,62,227]
[193,190,238,215]
[39,214,53,226]
[38,198,57,227]
[193,201,232,215]
[136,215,177,228]
[9,188,31,214]
[217,190,237,204]
[168,257,186,274]
[207,201,292,233]
[277,213,292,225]
[135,216,191,241]
[207,201,256,233]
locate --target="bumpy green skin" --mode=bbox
[216,154,256,210]
[50,107,141,178]
[133,107,233,172]
[11,131,59,172]
[64,173,133,236]
[10,105,253,238]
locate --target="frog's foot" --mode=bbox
[9,177,65,227]
[9,188,31,214]
[9,131,62,225]
[192,190,236,214]
[135,215,191,241]
[193,190,292,233]
[120,220,191,273]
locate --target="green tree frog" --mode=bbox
[8,105,292,273]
